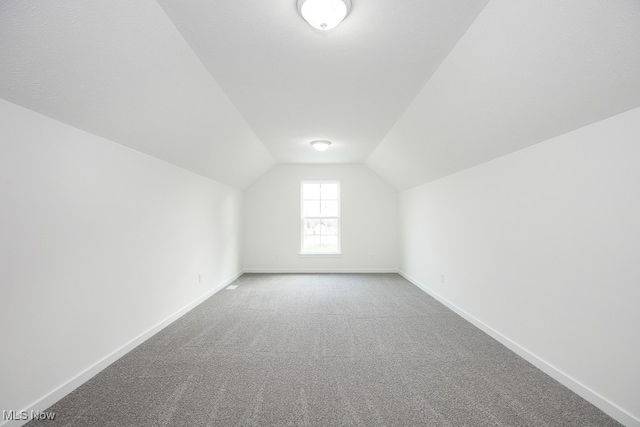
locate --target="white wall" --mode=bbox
[0,99,243,420]
[399,107,640,426]
[244,164,397,272]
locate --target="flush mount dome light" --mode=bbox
[311,140,331,151]
[297,0,352,31]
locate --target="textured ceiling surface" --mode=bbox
[1,0,640,190]
[366,0,640,190]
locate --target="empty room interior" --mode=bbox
[1,0,639,426]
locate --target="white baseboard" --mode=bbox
[1,270,244,427]
[398,270,639,427]
[243,268,398,274]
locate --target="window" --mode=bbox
[301,181,340,254]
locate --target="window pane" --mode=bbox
[322,218,338,235]
[303,183,321,200]
[303,218,321,236]
[321,200,338,217]
[303,236,321,251]
[321,183,338,200]
[321,235,338,252]
[303,200,321,217]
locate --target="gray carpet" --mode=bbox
[28,273,619,426]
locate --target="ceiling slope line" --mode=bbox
[364,0,492,162]
[152,0,276,166]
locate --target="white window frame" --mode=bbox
[300,180,341,256]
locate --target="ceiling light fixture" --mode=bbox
[311,140,332,151]
[297,0,352,31]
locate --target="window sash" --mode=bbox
[301,181,340,254]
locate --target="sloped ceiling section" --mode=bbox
[366,0,640,191]
[0,0,275,189]
[2,0,640,190]
[156,0,490,164]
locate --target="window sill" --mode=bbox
[299,252,342,257]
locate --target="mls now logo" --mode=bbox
[3,410,56,421]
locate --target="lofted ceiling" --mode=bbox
[367,0,640,190]
[1,0,640,189]
[154,0,489,165]
[0,0,275,189]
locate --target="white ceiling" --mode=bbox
[366,0,640,190]
[1,0,640,190]
[0,0,275,188]
[155,0,489,164]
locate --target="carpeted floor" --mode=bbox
[28,273,620,426]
